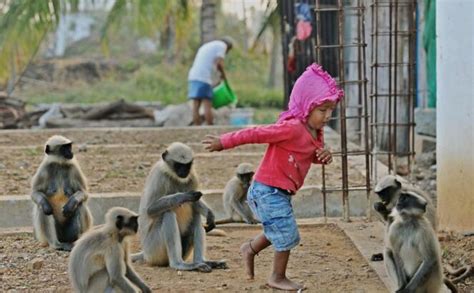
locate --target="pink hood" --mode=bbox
[278,63,344,123]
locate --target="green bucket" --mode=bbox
[212,80,237,109]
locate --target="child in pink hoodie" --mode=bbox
[203,63,343,291]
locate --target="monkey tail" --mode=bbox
[444,278,458,293]
[206,228,228,237]
[215,218,234,225]
[131,252,144,263]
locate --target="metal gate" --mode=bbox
[279,0,417,221]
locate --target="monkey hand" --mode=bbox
[373,201,388,213]
[187,191,203,202]
[395,287,410,293]
[205,212,216,232]
[63,197,79,217]
[40,199,53,215]
[140,285,152,293]
[245,218,259,225]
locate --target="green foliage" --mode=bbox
[22,50,283,109]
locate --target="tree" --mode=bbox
[0,0,192,93]
[251,1,280,88]
[200,0,216,44]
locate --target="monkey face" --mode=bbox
[116,215,139,235]
[46,143,74,160]
[396,192,427,216]
[238,172,254,188]
[60,143,74,159]
[173,162,193,178]
[375,186,399,207]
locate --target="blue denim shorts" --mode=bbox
[188,80,213,99]
[247,181,300,251]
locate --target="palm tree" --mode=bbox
[200,0,217,44]
[0,0,192,93]
[251,1,280,88]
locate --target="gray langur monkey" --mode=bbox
[31,135,92,251]
[216,163,258,225]
[374,174,437,230]
[384,191,455,293]
[132,142,227,272]
[68,207,152,293]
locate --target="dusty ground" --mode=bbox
[0,224,387,292]
[0,145,366,196]
[439,232,474,292]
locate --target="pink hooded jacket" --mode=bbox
[220,64,344,193]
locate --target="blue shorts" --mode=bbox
[247,181,300,251]
[188,80,213,100]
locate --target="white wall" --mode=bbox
[436,0,474,232]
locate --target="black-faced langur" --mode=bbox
[31,135,92,251]
[384,191,456,293]
[374,174,437,230]
[68,207,152,293]
[132,142,227,272]
[216,163,259,225]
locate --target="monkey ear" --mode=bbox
[395,179,402,188]
[116,215,124,230]
[45,145,50,154]
[162,150,168,160]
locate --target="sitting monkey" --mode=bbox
[216,163,259,225]
[31,135,92,251]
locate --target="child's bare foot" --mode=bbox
[267,274,304,291]
[239,241,256,279]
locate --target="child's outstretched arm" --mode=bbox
[202,135,224,152]
[202,122,295,152]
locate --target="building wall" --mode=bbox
[436,0,474,232]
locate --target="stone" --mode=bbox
[28,258,44,270]
[415,108,436,137]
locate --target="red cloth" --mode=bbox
[220,119,325,193]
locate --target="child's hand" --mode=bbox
[202,135,224,152]
[316,148,333,164]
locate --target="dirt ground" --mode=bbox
[0,145,365,196]
[0,224,387,292]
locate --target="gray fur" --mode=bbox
[216,163,258,225]
[374,175,437,231]
[133,143,227,272]
[384,191,449,293]
[31,135,92,251]
[68,207,151,293]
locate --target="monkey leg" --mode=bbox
[55,211,81,243]
[215,218,239,225]
[87,269,109,293]
[159,211,209,271]
[191,211,228,270]
[55,204,92,244]
[33,206,71,250]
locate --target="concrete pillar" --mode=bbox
[436,0,474,232]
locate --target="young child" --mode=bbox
[202,63,343,291]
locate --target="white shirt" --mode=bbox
[188,40,227,84]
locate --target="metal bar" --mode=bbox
[371,62,414,67]
[370,122,415,126]
[408,0,417,178]
[370,93,411,97]
[322,186,371,192]
[314,0,326,221]
[315,43,365,48]
[387,0,393,171]
[393,0,399,172]
[371,32,413,36]
[337,0,350,222]
[314,7,364,12]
